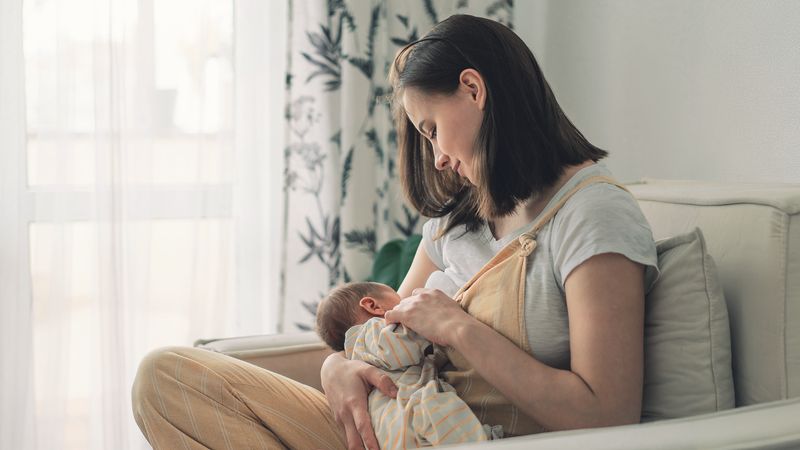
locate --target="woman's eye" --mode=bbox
[429,127,437,139]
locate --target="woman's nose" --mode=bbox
[433,148,450,171]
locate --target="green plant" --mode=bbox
[369,234,422,290]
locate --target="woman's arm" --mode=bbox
[455,252,644,429]
[387,252,645,430]
[320,353,397,450]
[319,244,438,449]
[397,242,439,298]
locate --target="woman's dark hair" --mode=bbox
[389,14,607,236]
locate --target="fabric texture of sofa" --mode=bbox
[197,178,800,449]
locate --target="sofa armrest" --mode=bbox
[449,397,800,449]
[195,332,333,392]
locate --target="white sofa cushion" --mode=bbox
[643,228,734,420]
[631,179,800,406]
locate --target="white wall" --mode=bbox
[515,0,800,183]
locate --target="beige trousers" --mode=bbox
[131,346,347,450]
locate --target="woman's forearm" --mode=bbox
[319,351,346,393]
[449,317,635,431]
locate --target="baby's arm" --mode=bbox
[344,317,431,371]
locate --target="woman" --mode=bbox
[323,14,658,449]
[131,14,657,450]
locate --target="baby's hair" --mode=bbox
[316,281,389,352]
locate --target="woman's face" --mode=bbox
[401,70,486,184]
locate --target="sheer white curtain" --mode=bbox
[0,0,286,448]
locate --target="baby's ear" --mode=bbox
[358,296,385,316]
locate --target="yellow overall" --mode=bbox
[442,175,629,436]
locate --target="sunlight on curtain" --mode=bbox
[3,0,286,448]
[0,0,35,448]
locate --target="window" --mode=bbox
[21,1,249,447]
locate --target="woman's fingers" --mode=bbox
[340,413,365,450]
[353,407,380,450]
[339,393,379,450]
[383,308,398,324]
[365,367,398,398]
[325,361,393,450]
[347,366,394,449]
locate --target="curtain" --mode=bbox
[282,0,513,331]
[0,0,286,448]
[1,1,35,448]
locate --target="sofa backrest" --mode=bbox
[629,179,800,407]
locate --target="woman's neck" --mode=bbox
[488,160,595,240]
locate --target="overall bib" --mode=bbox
[441,175,629,436]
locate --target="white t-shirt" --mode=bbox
[422,163,659,369]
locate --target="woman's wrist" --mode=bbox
[444,312,482,349]
[320,351,346,382]
[322,351,345,366]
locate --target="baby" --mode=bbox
[316,281,502,449]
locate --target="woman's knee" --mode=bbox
[131,346,196,412]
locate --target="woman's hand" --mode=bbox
[384,288,474,346]
[320,352,397,450]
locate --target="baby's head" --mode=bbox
[316,281,401,351]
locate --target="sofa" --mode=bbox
[196,178,800,449]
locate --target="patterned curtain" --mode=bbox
[282,0,513,331]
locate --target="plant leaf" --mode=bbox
[301,300,319,317]
[396,14,409,28]
[298,230,313,249]
[347,56,373,78]
[369,239,403,289]
[366,4,381,60]
[341,146,354,205]
[344,228,376,254]
[390,37,410,47]
[423,0,438,24]
[298,249,316,263]
[365,128,383,163]
[369,234,422,290]
[306,217,322,240]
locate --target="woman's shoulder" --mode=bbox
[547,171,655,251]
[553,181,651,235]
[548,178,659,289]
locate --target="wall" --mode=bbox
[515,0,800,183]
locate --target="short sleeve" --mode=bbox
[550,184,659,291]
[422,218,445,269]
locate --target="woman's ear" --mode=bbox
[358,296,386,316]
[459,68,486,111]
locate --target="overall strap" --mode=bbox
[455,175,628,297]
[521,175,629,239]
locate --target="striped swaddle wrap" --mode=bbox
[345,318,501,449]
